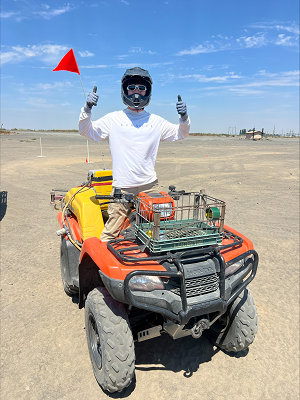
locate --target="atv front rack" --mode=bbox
[108,229,243,264]
[107,231,258,324]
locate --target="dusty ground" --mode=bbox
[0,131,299,400]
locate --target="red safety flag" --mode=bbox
[52,48,80,75]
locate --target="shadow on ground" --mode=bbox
[135,333,219,376]
[104,333,222,398]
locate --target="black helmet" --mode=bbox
[121,67,152,110]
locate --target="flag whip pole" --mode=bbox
[53,49,106,169]
[79,75,87,100]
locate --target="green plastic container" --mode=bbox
[135,219,223,254]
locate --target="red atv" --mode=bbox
[51,169,258,393]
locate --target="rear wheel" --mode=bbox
[206,288,258,352]
[85,287,135,393]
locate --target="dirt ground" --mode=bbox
[1,131,299,400]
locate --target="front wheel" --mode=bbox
[205,288,258,353]
[85,287,135,393]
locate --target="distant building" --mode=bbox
[246,129,264,140]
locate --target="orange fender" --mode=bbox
[221,224,254,263]
[80,237,167,281]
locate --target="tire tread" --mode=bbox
[85,287,135,393]
[206,288,258,353]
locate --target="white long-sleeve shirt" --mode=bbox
[79,108,190,188]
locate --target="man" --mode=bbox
[79,67,190,241]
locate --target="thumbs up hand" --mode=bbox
[176,95,188,119]
[86,86,98,109]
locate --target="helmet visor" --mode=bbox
[122,77,151,96]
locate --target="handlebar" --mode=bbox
[96,186,188,203]
[95,195,114,200]
[95,189,135,204]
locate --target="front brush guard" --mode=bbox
[108,238,258,325]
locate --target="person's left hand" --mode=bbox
[176,98,187,117]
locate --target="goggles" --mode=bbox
[127,84,147,92]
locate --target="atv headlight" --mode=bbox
[225,259,244,277]
[128,275,165,292]
[225,255,254,277]
[153,203,173,217]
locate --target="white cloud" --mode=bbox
[179,73,243,83]
[236,33,267,48]
[255,70,299,83]
[275,24,300,35]
[78,51,94,57]
[34,4,73,19]
[121,0,129,4]
[176,24,298,56]
[203,70,299,96]
[115,47,157,59]
[25,97,56,108]
[0,11,19,18]
[228,88,265,96]
[80,64,109,69]
[281,70,299,76]
[177,33,267,55]
[202,64,231,71]
[115,62,173,69]
[0,44,69,66]
[34,82,73,90]
[250,22,300,35]
[275,34,298,46]
[0,10,26,21]
[12,46,38,57]
[216,34,229,40]
[244,75,299,88]
[256,70,278,78]
[203,65,214,70]
[129,47,157,55]
[1,3,74,21]
[0,51,18,65]
[115,54,128,60]
[176,43,218,56]
[189,69,299,98]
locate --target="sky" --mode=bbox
[0,0,299,134]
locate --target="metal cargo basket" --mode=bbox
[135,190,226,253]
